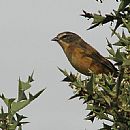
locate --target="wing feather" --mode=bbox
[79,41,118,74]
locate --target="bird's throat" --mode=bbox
[59,41,70,54]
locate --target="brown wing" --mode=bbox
[91,51,118,73]
[79,41,118,75]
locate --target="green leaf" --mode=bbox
[69,94,81,100]
[29,88,45,101]
[115,49,125,63]
[19,79,31,91]
[28,71,34,83]
[8,122,17,130]
[122,18,130,33]
[18,78,31,101]
[85,115,95,122]
[0,108,8,120]
[0,94,15,106]
[107,48,115,56]
[85,111,95,122]
[11,100,30,113]
[59,68,77,82]
[16,113,27,121]
[93,14,105,24]
[113,41,127,46]
[102,95,111,106]
[118,0,130,12]
[87,104,94,110]
[85,74,94,95]
[18,90,27,101]
[63,73,77,82]
[111,29,130,45]
[123,59,130,66]
[95,111,111,121]
[106,38,113,48]
[112,20,122,35]
[18,125,22,130]
[58,67,69,77]
[11,88,45,113]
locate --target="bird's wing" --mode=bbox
[80,42,117,73]
[91,51,117,72]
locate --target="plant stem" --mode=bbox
[116,66,124,99]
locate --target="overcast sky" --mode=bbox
[0,0,118,130]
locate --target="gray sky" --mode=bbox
[0,0,118,130]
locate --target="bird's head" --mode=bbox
[52,31,81,45]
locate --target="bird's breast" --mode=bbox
[65,45,93,75]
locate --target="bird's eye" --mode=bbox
[60,33,77,42]
[62,35,68,39]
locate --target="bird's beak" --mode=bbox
[51,36,58,42]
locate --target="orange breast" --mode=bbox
[65,46,93,75]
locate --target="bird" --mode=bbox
[52,31,118,76]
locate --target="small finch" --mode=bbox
[52,31,118,76]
